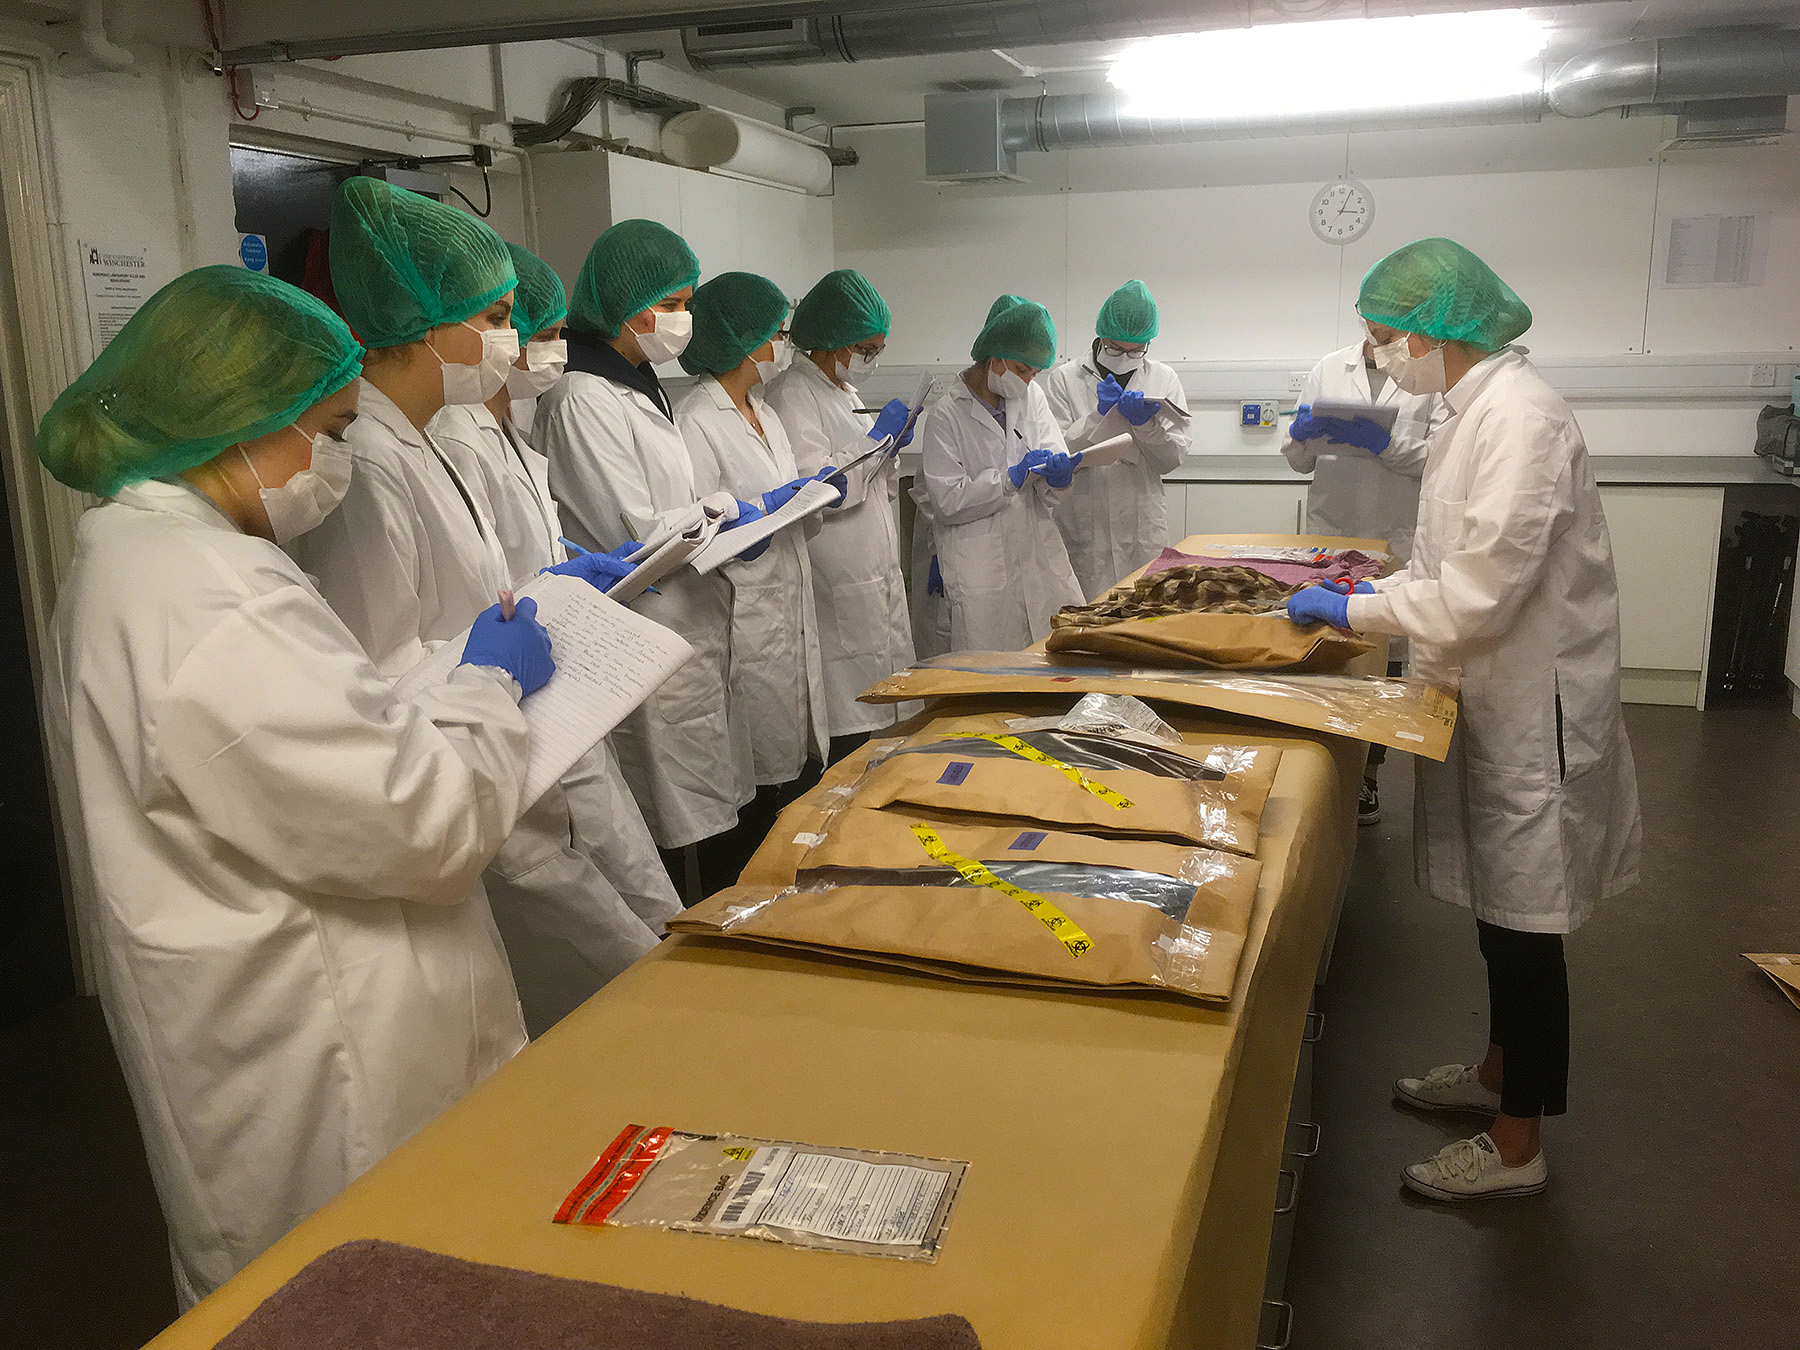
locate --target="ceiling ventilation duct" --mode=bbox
[661,107,836,193]
[921,27,1800,180]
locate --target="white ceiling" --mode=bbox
[615,1,1800,131]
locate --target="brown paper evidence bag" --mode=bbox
[668,720,1276,1003]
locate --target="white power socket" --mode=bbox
[1287,371,1306,394]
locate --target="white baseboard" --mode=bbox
[1621,669,1702,707]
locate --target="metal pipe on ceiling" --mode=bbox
[681,0,1614,68]
[985,27,1800,155]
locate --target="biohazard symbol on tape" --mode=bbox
[970,733,1134,810]
[910,823,1092,958]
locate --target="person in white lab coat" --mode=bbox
[1284,238,1641,1202]
[293,179,666,1034]
[676,270,835,849]
[763,268,920,763]
[37,266,548,1305]
[1041,280,1192,600]
[918,295,1083,651]
[535,219,757,901]
[1281,323,1446,825]
[430,243,680,939]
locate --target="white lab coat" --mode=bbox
[292,387,663,1035]
[919,373,1084,652]
[1281,342,1443,560]
[536,369,755,845]
[1346,349,1642,933]
[430,402,562,580]
[47,479,528,1305]
[1041,355,1192,600]
[762,357,920,736]
[676,376,829,781]
[428,402,682,953]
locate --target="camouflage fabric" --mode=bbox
[1050,566,1298,630]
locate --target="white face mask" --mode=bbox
[431,321,519,405]
[241,428,353,544]
[845,350,880,381]
[986,364,1029,401]
[633,309,693,365]
[753,357,780,386]
[1096,343,1144,376]
[506,338,567,397]
[1372,335,1448,396]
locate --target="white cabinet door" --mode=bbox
[1598,486,1722,672]
[1163,484,1188,544]
[1183,483,1309,537]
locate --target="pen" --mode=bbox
[498,588,515,621]
[559,536,590,556]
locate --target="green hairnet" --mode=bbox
[1096,280,1158,345]
[568,219,700,338]
[328,176,515,349]
[789,269,891,351]
[506,243,568,341]
[971,295,1057,370]
[679,272,789,376]
[1357,238,1532,351]
[37,266,363,498]
[985,294,1028,325]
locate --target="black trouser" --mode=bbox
[828,731,872,765]
[1364,662,1405,776]
[1477,918,1570,1118]
[659,767,822,907]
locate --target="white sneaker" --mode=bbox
[1394,1062,1503,1115]
[1403,1132,1547,1202]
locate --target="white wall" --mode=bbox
[834,111,1800,458]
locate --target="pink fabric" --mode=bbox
[1143,547,1385,588]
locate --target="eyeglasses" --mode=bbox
[1098,342,1147,359]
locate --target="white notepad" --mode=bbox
[1078,431,1139,468]
[1309,400,1400,432]
[687,478,842,575]
[392,574,694,807]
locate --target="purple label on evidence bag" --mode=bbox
[937,761,974,786]
[1008,831,1047,850]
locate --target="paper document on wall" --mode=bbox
[393,574,693,806]
[688,478,841,574]
[1079,432,1139,469]
[1309,400,1399,432]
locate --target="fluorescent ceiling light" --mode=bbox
[1107,10,1550,119]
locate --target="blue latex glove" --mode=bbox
[868,398,913,447]
[1311,414,1391,454]
[1096,374,1124,418]
[543,539,638,593]
[761,480,803,514]
[810,465,849,505]
[1324,578,1377,595]
[1116,388,1162,427]
[725,498,769,562]
[1284,585,1352,630]
[927,555,944,596]
[1007,447,1052,490]
[461,597,555,695]
[1039,450,1079,490]
[1287,404,1327,441]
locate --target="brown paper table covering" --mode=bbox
[145,698,1362,1350]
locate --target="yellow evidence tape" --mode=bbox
[910,823,1093,958]
[970,733,1134,810]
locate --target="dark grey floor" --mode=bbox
[6,704,1797,1349]
[1288,701,1800,1350]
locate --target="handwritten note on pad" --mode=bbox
[393,574,694,807]
[688,478,840,575]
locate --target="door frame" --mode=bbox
[0,51,105,990]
